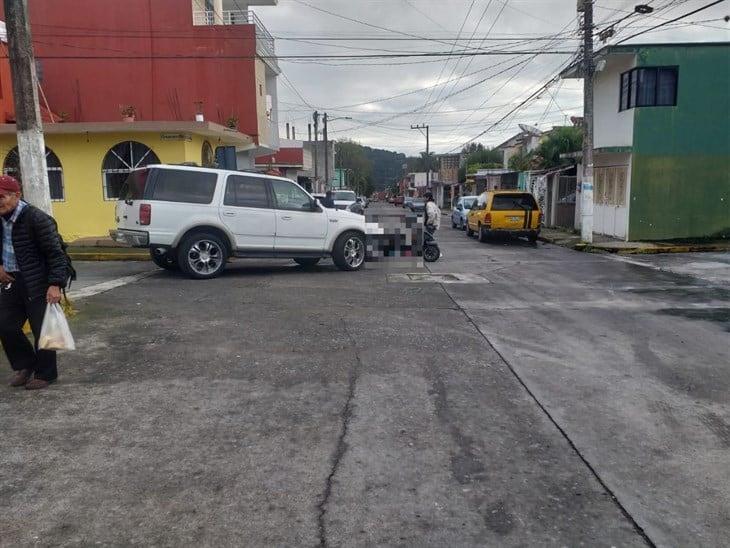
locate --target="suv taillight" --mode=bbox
[485,212,492,226]
[139,203,151,225]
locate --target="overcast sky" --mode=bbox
[254,0,729,155]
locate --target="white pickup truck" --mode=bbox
[111,165,367,279]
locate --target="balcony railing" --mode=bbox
[193,9,279,73]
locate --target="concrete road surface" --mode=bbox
[0,205,727,546]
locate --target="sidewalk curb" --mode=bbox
[69,252,150,261]
[539,235,730,255]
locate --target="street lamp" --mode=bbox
[323,114,352,190]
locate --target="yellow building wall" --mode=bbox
[0,132,209,241]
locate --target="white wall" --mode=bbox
[593,53,636,149]
[265,68,280,152]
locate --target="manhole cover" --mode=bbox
[387,273,490,284]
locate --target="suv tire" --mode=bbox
[177,232,228,279]
[332,231,366,271]
[150,249,178,271]
[294,257,321,268]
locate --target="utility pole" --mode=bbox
[579,0,594,243]
[323,112,329,191]
[411,124,430,189]
[4,0,52,213]
[313,111,319,190]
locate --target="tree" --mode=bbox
[335,139,373,192]
[508,149,539,171]
[465,147,502,166]
[535,126,583,168]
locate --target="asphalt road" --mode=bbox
[0,205,727,547]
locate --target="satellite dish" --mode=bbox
[519,124,542,136]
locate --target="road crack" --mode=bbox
[317,320,361,548]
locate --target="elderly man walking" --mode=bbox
[0,175,69,390]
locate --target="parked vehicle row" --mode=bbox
[454,191,542,244]
[112,165,368,279]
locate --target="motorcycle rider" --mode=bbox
[424,192,441,237]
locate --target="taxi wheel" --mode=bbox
[478,225,489,243]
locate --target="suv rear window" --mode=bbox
[491,194,538,211]
[120,169,150,200]
[148,169,217,204]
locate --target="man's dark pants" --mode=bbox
[0,272,57,381]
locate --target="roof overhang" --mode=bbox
[559,41,730,79]
[0,121,255,148]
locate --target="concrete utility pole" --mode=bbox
[579,0,594,243]
[411,124,430,189]
[323,112,330,190]
[313,111,319,188]
[4,0,52,214]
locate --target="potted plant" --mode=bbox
[225,116,238,129]
[120,105,136,122]
[194,101,204,122]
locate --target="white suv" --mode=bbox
[111,165,367,279]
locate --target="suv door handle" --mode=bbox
[223,211,236,217]
[281,215,293,221]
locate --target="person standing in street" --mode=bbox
[321,190,335,209]
[0,175,69,390]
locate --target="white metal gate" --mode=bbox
[594,166,629,239]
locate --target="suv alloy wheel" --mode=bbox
[332,231,366,271]
[177,232,229,279]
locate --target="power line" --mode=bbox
[595,0,726,30]
[21,48,577,61]
[328,56,535,134]
[614,0,727,44]
[437,15,581,150]
[416,0,477,119]
[427,0,509,124]
[444,53,579,153]
[423,0,497,123]
[403,0,451,31]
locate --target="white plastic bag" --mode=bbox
[39,303,76,351]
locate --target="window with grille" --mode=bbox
[3,146,65,201]
[101,141,160,200]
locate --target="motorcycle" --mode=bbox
[423,226,441,262]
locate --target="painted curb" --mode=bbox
[69,252,150,261]
[539,235,729,255]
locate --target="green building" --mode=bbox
[562,42,729,241]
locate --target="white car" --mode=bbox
[451,195,478,230]
[333,190,357,210]
[111,165,367,279]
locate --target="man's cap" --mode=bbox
[424,191,434,200]
[0,175,21,193]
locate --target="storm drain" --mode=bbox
[387,273,490,284]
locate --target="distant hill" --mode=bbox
[361,145,407,191]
